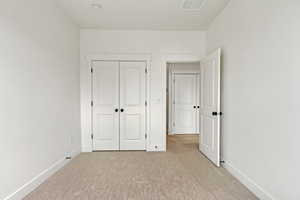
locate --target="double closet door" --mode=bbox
[92,61,146,151]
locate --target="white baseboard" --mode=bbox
[71,149,81,158]
[167,132,175,135]
[146,145,166,152]
[223,161,277,200]
[82,146,92,152]
[4,150,81,200]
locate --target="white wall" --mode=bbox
[207,1,300,199]
[0,1,81,199]
[80,30,206,152]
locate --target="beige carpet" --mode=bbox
[24,135,258,200]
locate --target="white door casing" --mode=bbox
[172,74,198,134]
[92,61,120,150]
[199,48,221,167]
[119,62,146,150]
[196,73,200,133]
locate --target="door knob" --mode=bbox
[212,112,223,116]
[193,106,196,109]
[121,109,124,112]
[115,109,119,112]
[197,106,200,109]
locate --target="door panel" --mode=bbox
[201,115,214,148]
[172,74,198,134]
[203,60,215,107]
[199,49,221,167]
[124,114,141,140]
[95,114,115,140]
[119,62,146,150]
[92,61,119,151]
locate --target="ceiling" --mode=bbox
[56,0,230,30]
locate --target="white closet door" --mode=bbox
[92,61,119,151]
[119,62,146,150]
[172,74,198,134]
[199,48,221,167]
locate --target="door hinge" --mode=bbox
[91,134,94,140]
[145,68,148,73]
[91,101,94,107]
[145,133,147,139]
[145,101,148,107]
[91,68,93,73]
[173,122,175,126]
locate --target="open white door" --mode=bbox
[199,48,221,167]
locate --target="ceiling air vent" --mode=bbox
[182,0,205,10]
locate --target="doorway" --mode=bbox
[167,62,201,135]
[165,49,222,167]
[166,62,201,155]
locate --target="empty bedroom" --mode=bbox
[1,0,299,200]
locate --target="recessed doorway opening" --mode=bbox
[164,49,222,167]
[166,61,201,154]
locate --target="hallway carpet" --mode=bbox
[24,135,258,200]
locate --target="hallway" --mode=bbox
[25,135,257,200]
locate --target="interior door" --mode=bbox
[172,74,198,134]
[199,48,221,167]
[119,61,146,150]
[92,61,119,151]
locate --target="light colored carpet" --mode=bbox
[24,135,258,200]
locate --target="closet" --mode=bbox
[92,61,147,151]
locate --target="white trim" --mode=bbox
[83,53,152,152]
[162,54,202,150]
[223,161,277,200]
[172,71,200,74]
[167,63,174,135]
[87,54,152,62]
[4,151,81,200]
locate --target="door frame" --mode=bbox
[83,54,152,152]
[162,54,202,150]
